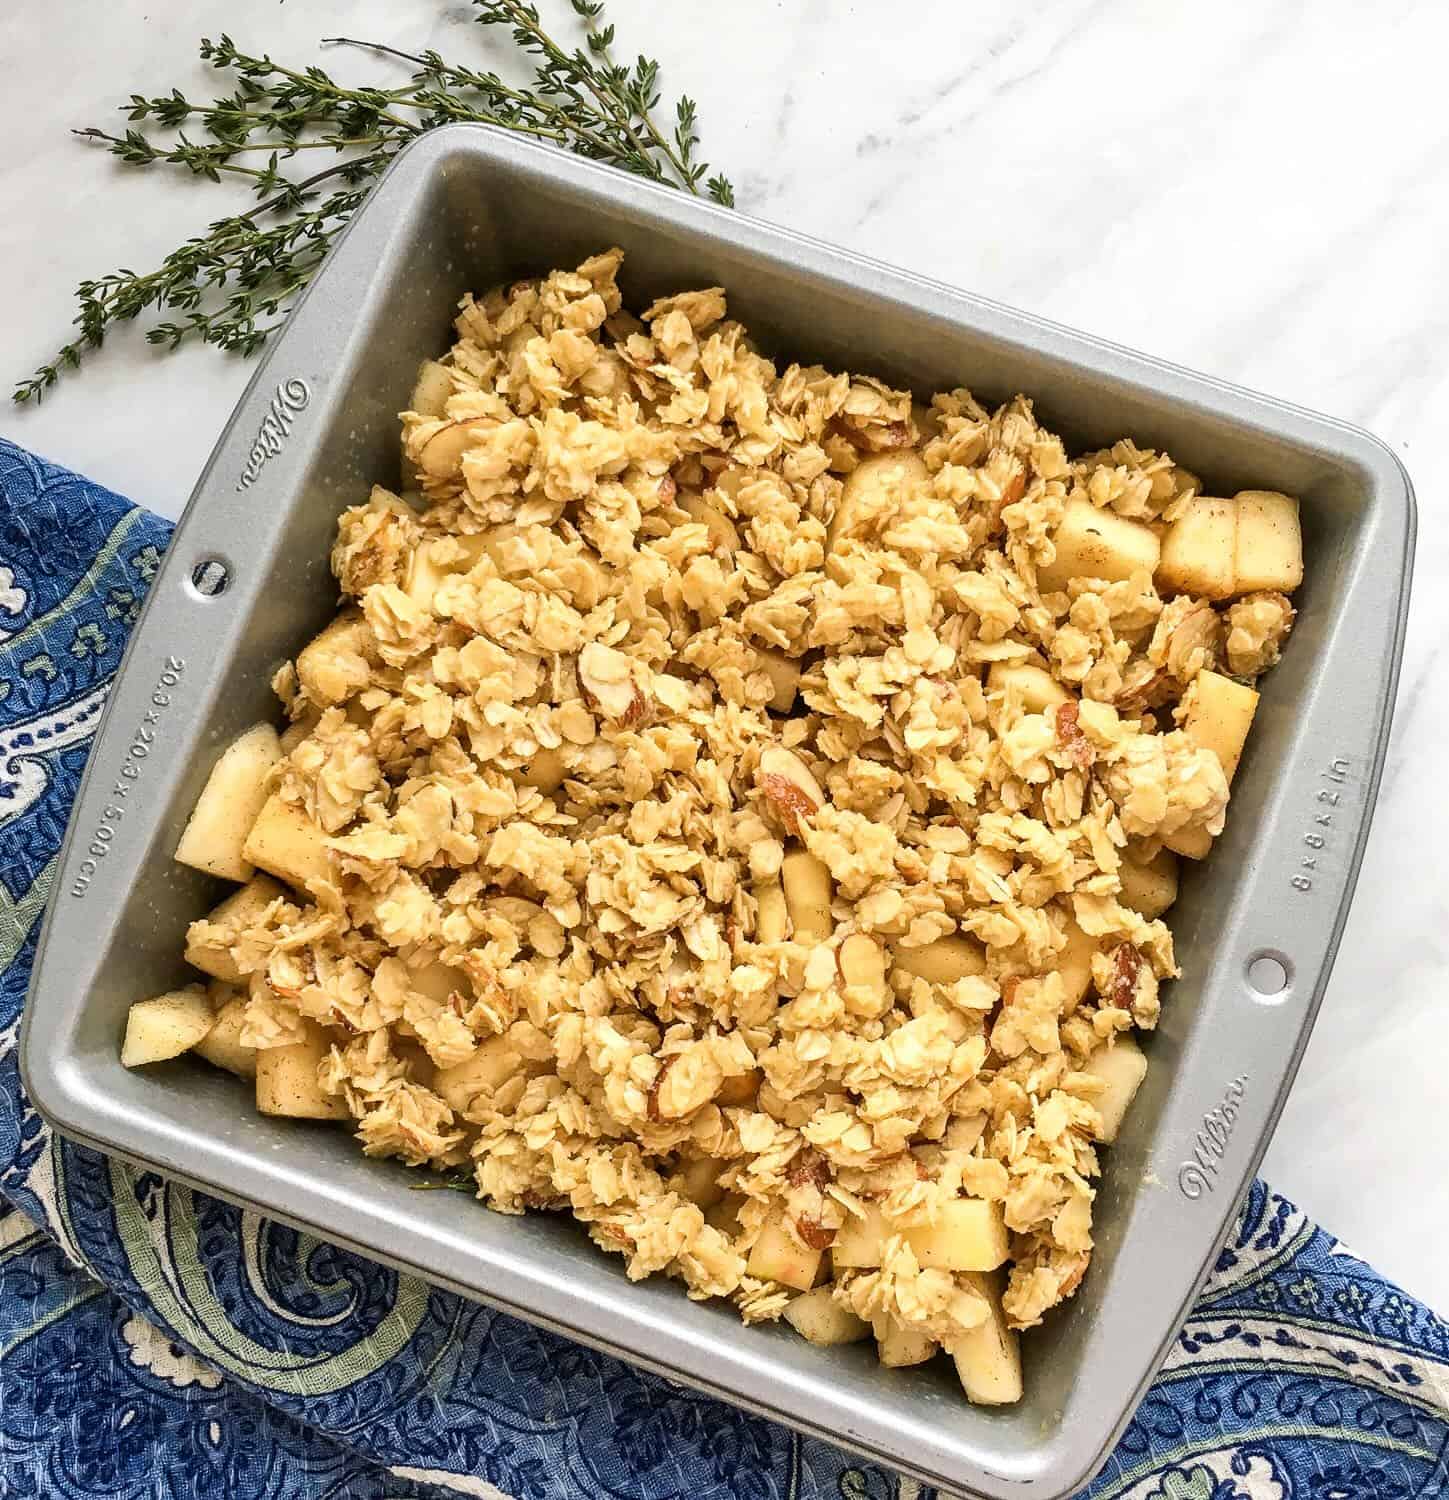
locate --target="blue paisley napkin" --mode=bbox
[1,435,1445,1500]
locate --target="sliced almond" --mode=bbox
[578,642,647,726]
[417,418,492,479]
[756,747,824,836]
[757,649,802,712]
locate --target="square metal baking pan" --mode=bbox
[22,125,1414,1499]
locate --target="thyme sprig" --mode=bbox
[15,0,733,404]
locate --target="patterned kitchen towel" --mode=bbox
[1,435,1446,1500]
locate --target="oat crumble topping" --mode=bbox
[159,249,1302,1399]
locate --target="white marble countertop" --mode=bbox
[2,2,1444,1309]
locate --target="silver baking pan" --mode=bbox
[21,125,1414,1499]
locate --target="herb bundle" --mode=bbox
[14,0,733,404]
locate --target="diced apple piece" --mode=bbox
[409,961,470,1007]
[953,1272,1023,1406]
[832,1203,887,1268]
[1163,823,1214,861]
[890,935,985,986]
[241,794,333,894]
[121,985,214,1068]
[705,1195,744,1239]
[433,1035,526,1113]
[184,874,288,982]
[408,358,454,419]
[174,723,282,882]
[828,451,928,549]
[1181,669,1259,784]
[1037,497,1160,592]
[195,985,256,1079]
[1081,1034,1148,1144]
[906,1198,1009,1273]
[255,1019,348,1120]
[394,1039,438,1089]
[747,1208,822,1291]
[1157,496,1237,600]
[279,709,320,754]
[675,1155,726,1210]
[1118,848,1179,918]
[296,612,372,706]
[1234,490,1303,595]
[784,1286,872,1346]
[780,850,833,944]
[757,649,802,712]
[1058,921,1099,1009]
[912,400,943,443]
[873,1314,937,1368]
[754,878,789,943]
[1164,668,1261,860]
[986,662,1071,713]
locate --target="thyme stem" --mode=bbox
[15,2,733,404]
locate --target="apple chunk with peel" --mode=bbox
[184,873,288,982]
[1081,1034,1148,1143]
[1037,497,1160,592]
[953,1272,1023,1406]
[241,794,333,894]
[174,723,283,882]
[1234,490,1303,594]
[121,985,214,1068]
[1157,496,1238,600]
[195,985,256,1079]
[784,1286,871,1346]
[873,1314,937,1368]
[986,661,1071,713]
[746,1208,822,1291]
[255,1019,348,1120]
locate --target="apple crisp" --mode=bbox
[134,247,1305,1403]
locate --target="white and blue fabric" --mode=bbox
[1,436,1445,1500]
